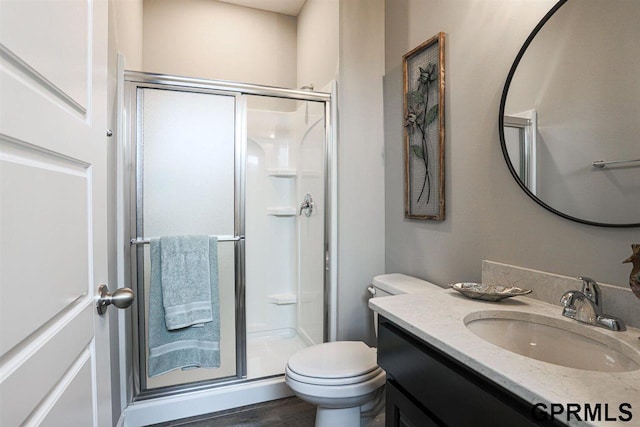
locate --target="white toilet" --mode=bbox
[285,273,440,427]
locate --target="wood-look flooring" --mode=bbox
[150,397,316,427]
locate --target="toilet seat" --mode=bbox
[285,364,383,386]
[285,365,387,401]
[287,341,378,379]
[284,341,386,401]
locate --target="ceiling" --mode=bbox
[217,0,307,16]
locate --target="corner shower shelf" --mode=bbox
[268,293,298,305]
[266,207,297,216]
[267,169,297,177]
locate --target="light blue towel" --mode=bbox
[148,236,221,377]
[160,235,212,330]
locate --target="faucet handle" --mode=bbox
[560,291,578,319]
[577,276,600,305]
[560,291,575,307]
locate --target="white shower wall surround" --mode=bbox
[245,101,326,381]
[246,104,325,352]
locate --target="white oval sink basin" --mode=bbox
[464,311,640,372]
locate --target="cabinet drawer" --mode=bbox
[386,380,441,427]
[378,318,562,427]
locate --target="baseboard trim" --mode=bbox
[122,377,292,426]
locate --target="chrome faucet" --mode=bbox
[560,276,625,331]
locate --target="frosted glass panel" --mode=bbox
[142,88,235,236]
[504,126,523,179]
[140,88,237,387]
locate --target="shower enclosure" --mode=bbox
[122,72,334,400]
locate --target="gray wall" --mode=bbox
[505,0,640,224]
[337,0,385,343]
[142,0,297,90]
[296,0,339,90]
[384,0,639,292]
[110,0,143,71]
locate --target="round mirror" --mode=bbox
[499,0,640,227]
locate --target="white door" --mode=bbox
[0,0,113,426]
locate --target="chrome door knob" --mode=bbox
[96,284,135,315]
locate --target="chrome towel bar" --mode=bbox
[592,158,640,168]
[130,235,244,245]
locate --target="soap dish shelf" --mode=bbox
[268,293,297,305]
[267,169,297,177]
[267,207,297,216]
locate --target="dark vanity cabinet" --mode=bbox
[377,317,565,427]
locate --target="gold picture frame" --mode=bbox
[403,32,445,220]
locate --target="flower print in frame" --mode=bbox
[403,32,445,220]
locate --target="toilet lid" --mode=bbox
[287,341,378,379]
[286,364,383,386]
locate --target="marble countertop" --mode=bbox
[369,287,640,427]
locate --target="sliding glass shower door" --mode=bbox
[130,86,245,393]
[124,72,333,400]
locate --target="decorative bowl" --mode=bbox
[451,282,532,302]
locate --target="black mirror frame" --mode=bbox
[498,0,640,228]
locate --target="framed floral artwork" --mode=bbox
[403,32,445,220]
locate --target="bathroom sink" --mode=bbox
[464,311,640,372]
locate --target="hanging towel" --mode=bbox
[148,236,221,377]
[160,235,212,330]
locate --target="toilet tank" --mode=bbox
[371,273,441,296]
[369,274,442,336]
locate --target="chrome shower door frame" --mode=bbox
[126,76,246,399]
[123,71,333,401]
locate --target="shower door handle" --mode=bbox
[299,193,314,217]
[96,284,135,315]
